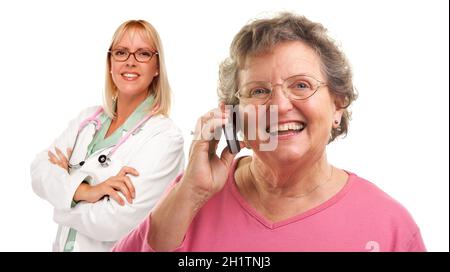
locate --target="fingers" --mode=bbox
[88,166,138,205]
[122,175,136,199]
[66,147,73,159]
[188,120,225,161]
[108,179,133,204]
[219,102,226,112]
[118,175,135,199]
[189,110,229,159]
[116,167,137,200]
[219,102,231,119]
[48,151,58,164]
[208,139,219,159]
[193,109,228,142]
[200,117,227,142]
[107,188,125,206]
[55,147,68,166]
[219,141,245,168]
[117,166,139,177]
[188,106,234,162]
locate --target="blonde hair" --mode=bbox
[104,20,171,118]
[218,12,358,142]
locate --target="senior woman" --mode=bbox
[113,12,425,252]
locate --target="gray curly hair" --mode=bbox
[217,12,358,142]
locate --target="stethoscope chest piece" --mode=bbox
[69,161,84,170]
[98,154,110,167]
[68,106,154,169]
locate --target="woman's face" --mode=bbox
[110,30,159,98]
[239,41,343,165]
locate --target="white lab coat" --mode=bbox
[31,106,185,251]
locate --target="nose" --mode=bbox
[125,53,138,67]
[269,85,293,114]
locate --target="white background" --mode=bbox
[0,0,448,251]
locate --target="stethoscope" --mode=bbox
[68,106,156,169]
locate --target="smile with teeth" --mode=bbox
[121,72,140,80]
[268,122,306,135]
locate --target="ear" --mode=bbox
[332,96,345,128]
[333,109,344,128]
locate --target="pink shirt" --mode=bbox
[113,159,426,252]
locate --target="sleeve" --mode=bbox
[112,213,189,252]
[112,175,186,252]
[30,107,96,211]
[111,211,154,252]
[52,123,185,242]
[406,230,427,252]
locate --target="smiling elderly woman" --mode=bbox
[113,12,425,252]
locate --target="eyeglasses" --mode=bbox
[235,74,327,105]
[109,48,158,63]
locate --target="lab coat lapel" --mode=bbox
[69,123,97,168]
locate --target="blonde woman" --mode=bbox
[31,20,184,251]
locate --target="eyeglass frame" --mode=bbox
[108,48,159,63]
[234,74,327,105]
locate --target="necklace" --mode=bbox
[248,163,335,198]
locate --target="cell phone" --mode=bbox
[223,109,241,154]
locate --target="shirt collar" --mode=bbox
[100,94,155,132]
[121,94,155,132]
